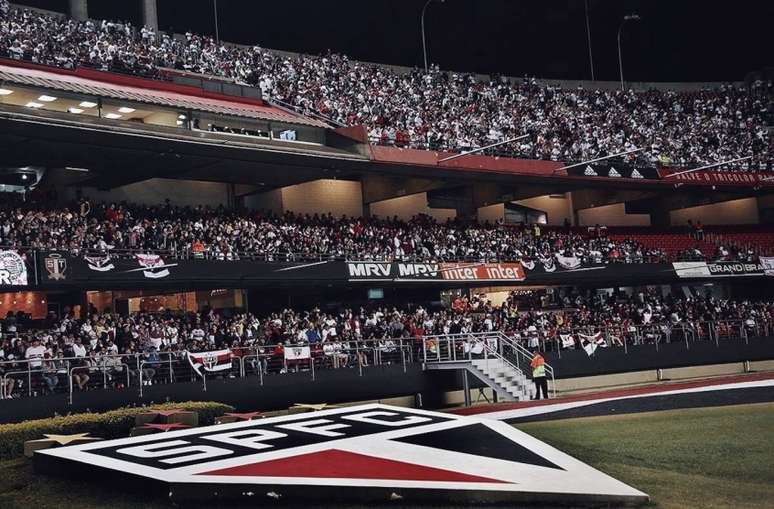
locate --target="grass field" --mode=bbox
[0,402,772,509]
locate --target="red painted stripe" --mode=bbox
[198,449,507,483]
[451,372,774,416]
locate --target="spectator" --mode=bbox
[0,3,770,169]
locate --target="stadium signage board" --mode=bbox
[346,262,526,282]
[0,250,28,286]
[657,168,774,186]
[674,261,764,278]
[34,404,648,505]
[31,253,705,288]
[567,164,659,180]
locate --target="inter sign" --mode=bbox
[34,404,648,505]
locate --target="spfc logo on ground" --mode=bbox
[34,404,647,505]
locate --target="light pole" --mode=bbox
[584,0,595,81]
[617,14,640,91]
[421,0,445,72]
[213,0,220,44]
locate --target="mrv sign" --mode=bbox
[347,262,526,283]
[35,404,647,505]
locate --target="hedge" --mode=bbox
[0,401,234,460]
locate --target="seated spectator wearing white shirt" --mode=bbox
[70,338,90,390]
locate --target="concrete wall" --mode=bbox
[476,203,504,223]
[370,193,456,222]
[477,195,572,225]
[577,203,651,226]
[69,178,231,207]
[669,197,760,226]
[244,188,283,214]
[279,179,363,217]
[245,179,363,217]
[515,194,572,225]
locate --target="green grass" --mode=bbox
[518,402,774,509]
[0,403,772,508]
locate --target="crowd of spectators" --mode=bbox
[0,198,688,263]
[0,290,770,396]
[1,1,771,168]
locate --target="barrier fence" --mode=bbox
[0,320,767,404]
[0,338,416,403]
[422,331,557,398]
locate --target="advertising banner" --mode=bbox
[345,262,526,283]
[0,250,29,286]
[657,169,774,187]
[673,261,764,278]
[32,251,764,289]
[568,164,659,180]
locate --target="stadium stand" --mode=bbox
[0,0,772,422]
[1,1,771,169]
[2,198,772,263]
[1,292,771,399]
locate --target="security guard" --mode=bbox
[531,352,549,400]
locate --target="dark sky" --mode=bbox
[16,0,774,82]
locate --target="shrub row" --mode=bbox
[0,401,234,460]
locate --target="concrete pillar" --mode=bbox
[69,0,88,21]
[140,0,159,31]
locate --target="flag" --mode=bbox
[284,345,311,361]
[187,349,233,377]
[560,334,576,348]
[761,256,774,276]
[578,332,606,356]
[555,254,581,270]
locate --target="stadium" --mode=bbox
[0,0,772,507]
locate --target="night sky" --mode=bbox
[14,0,774,82]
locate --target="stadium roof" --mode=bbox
[0,61,328,128]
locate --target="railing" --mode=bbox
[0,338,415,403]
[421,331,556,398]
[268,97,347,128]
[369,137,773,172]
[0,320,766,404]
[496,332,556,398]
[510,319,761,358]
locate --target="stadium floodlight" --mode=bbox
[663,156,754,179]
[79,100,98,108]
[438,134,530,163]
[118,106,136,113]
[37,94,57,102]
[421,0,446,72]
[618,14,641,91]
[553,147,644,173]
[0,88,14,95]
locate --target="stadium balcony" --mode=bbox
[1,1,771,174]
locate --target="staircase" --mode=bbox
[422,332,554,403]
[470,357,532,401]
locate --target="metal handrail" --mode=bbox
[0,323,768,403]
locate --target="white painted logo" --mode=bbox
[35,404,648,505]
